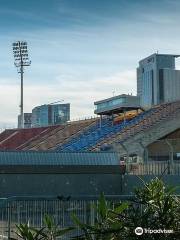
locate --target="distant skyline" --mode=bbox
[1,0,180,128]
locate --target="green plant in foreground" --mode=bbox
[120,177,180,240]
[71,193,129,240]
[42,214,74,240]
[72,178,180,240]
[11,214,74,240]
[10,223,45,240]
[12,178,180,240]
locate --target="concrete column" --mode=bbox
[138,141,148,163]
[165,139,174,174]
[100,115,102,128]
[123,109,126,124]
[112,112,114,126]
[119,143,129,173]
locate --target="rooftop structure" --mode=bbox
[94,94,140,115]
[0,151,119,167]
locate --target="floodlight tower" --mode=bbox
[12,41,31,128]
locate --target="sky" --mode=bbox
[1,0,180,128]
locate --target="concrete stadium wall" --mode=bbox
[0,173,122,197]
[122,175,180,195]
[1,172,180,198]
[114,112,180,158]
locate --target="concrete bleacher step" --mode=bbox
[89,101,180,151]
[2,101,180,152]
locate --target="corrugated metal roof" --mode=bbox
[0,151,119,166]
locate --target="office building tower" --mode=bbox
[18,113,32,128]
[31,103,70,127]
[137,53,180,108]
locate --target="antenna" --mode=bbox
[12,41,31,128]
[49,100,64,105]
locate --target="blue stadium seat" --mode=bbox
[55,108,161,152]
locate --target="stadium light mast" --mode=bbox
[12,41,31,128]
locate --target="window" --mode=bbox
[96,97,126,110]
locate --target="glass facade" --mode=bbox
[141,69,154,107]
[32,104,70,127]
[18,113,32,128]
[95,97,126,111]
[137,54,177,108]
[51,104,70,125]
[32,105,49,127]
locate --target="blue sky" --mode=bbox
[1,0,180,128]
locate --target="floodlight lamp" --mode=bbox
[12,43,19,47]
[21,46,27,49]
[20,41,27,46]
[12,41,31,67]
[14,62,20,67]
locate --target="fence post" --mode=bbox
[165,140,174,174]
[8,202,11,240]
[119,143,129,173]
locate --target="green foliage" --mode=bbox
[42,214,74,240]
[11,223,45,240]
[125,177,180,239]
[71,178,180,240]
[12,178,180,240]
[12,215,74,240]
[71,193,129,240]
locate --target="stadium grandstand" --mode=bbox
[0,54,180,163]
[0,99,180,161]
[0,118,96,151]
[1,53,180,237]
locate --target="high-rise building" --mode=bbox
[31,103,70,127]
[18,113,32,128]
[137,53,180,109]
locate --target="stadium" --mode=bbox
[0,53,180,238]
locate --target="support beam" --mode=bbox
[165,139,174,174]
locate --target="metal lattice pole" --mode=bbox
[12,41,31,128]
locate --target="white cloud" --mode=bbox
[1,0,180,129]
[0,69,136,127]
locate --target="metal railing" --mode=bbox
[0,195,128,240]
[125,161,180,175]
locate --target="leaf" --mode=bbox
[43,214,53,230]
[55,227,74,236]
[114,202,129,214]
[98,192,108,220]
[71,213,86,229]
